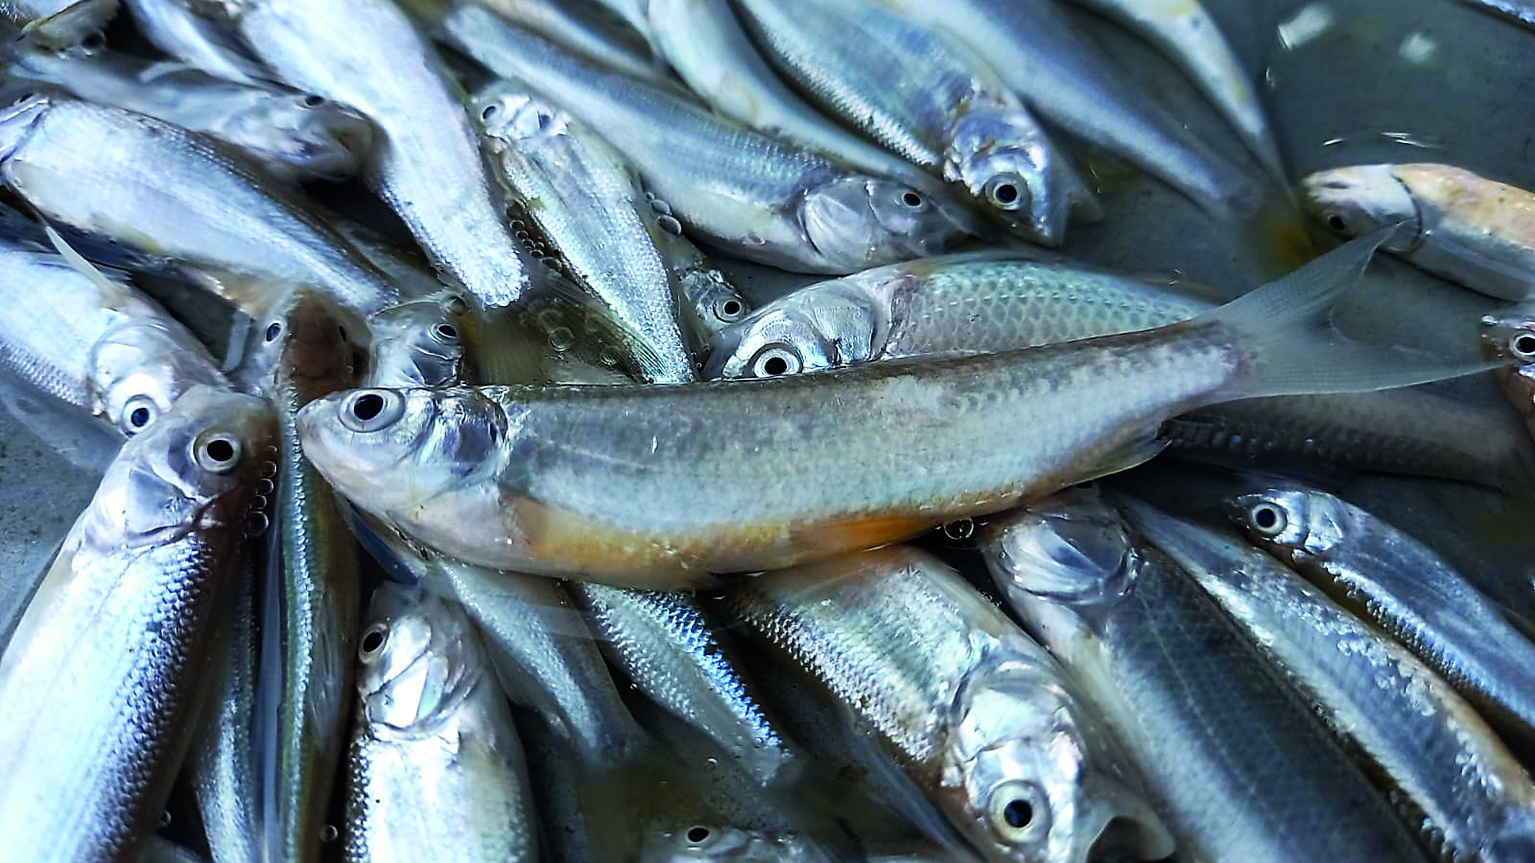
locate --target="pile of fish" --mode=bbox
[1,0,1534,861]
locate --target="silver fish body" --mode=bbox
[468,0,671,84]
[0,385,276,863]
[0,94,401,320]
[1229,485,1535,750]
[0,242,227,436]
[473,80,694,383]
[980,489,1432,863]
[728,545,1173,863]
[365,293,473,390]
[123,0,269,83]
[12,46,374,182]
[344,583,537,863]
[1123,502,1535,863]
[1,0,116,49]
[736,0,1094,244]
[445,7,970,275]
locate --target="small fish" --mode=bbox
[364,293,473,389]
[344,583,538,863]
[445,7,972,275]
[2,0,117,49]
[0,385,276,862]
[727,545,1174,863]
[296,229,1493,586]
[123,0,270,84]
[1228,483,1535,750]
[1303,163,1535,301]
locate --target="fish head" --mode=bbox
[237,288,363,398]
[216,91,376,181]
[0,89,51,160]
[1301,165,1420,251]
[1480,302,1535,366]
[1227,487,1347,563]
[472,84,567,148]
[799,177,969,271]
[946,109,1071,246]
[365,293,473,388]
[680,269,752,346]
[82,384,276,550]
[703,278,883,379]
[636,824,827,862]
[982,486,1135,610]
[356,583,484,735]
[942,656,1174,863]
[89,319,229,436]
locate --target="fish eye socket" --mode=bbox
[429,322,460,344]
[302,94,325,107]
[1510,333,1535,361]
[712,296,747,323]
[985,175,1028,211]
[481,103,499,121]
[340,389,405,433]
[264,322,282,342]
[359,624,388,659]
[899,190,925,209]
[987,780,1049,844]
[682,826,717,848]
[122,396,159,435]
[1248,502,1287,536]
[748,344,803,378]
[193,431,244,474]
[1326,213,1348,232]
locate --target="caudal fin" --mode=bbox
[1201,225,1502,400]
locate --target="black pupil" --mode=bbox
[762,355,789,376]
[130,407,151,428]
[993,183,1018,204]
[1003,800,1032,829]
[303,94,324,107]
[687,827,709,843]
[436,323,458,340]
[1254,506,1278,529]
[361,630,384,653]
[482,104,498,120]
[902,191,922,207]
[265,323,281,341]
[1515,335,1535,355]
[1327,215,1346,231]
[205,438,234,463]
[352,394,385,421]
[721,300,741,316]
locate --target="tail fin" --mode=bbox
[1201,224,1501,400]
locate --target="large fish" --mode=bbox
[0,385,276,862]
[297,231,1491,587]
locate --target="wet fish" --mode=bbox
[1064,0,1283,181]
[123,0,269,84]
[1,0,116,49]
[0,94,403,320]
[296,229,1493,586]
[445,7,971,275]
[1461,0,1535,30]
[457,0,670,84]
[12,46,375,182]
[365,293,474,390]
[736,0,1096,244]
[473,80,695,383]
[980,488,1431,863]
[1123,500,1535,863]
[636,823,834,862]
[651,218,752,354]
[1303,163,1535,301]
[0,242,227,436]
[344,583,537,863]
[0,385,276,863]
[179,0,542,308]
[1227,483,1535,750]
[728,545,1174,863]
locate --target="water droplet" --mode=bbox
[157,811,172,828]
[657,215,683,236]
[547,327,575,352]
[320,825,339,843]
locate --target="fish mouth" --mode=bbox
[1072,785,1175,863]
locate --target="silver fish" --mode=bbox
[365,293,473,390]
[980,488,1432,863]
[636,823,834,862]
[728,545,1173,863]
[0,93,403,320]
[473,80,695,383]
[1461,0,1535,31]
[1303,163,1535,301]
[1228,484,1535,750]
[123,0,269,84]
[445,7,971,275]
[12,46,375,182]
[0,385,276,862]
[1,0,116,49]
[182,0,542,308]
[460,0,671,84]
[0,242,227,436]
[344,583,537,863]
[735,0,1095,244]
[295,229,1493,587]
[650,215,752,353]
[1123,500,1535,863]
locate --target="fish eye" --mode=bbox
[359,624,389,660]
[899,189,926,209]
[122,395,159,435]
[987,780,1050,844]
[1510,333,1535,361]
[681,826,719,849]
[748,343,802,378]
[429,322,460,345]
[1247,501,1287,537]
[984,174,1029,211]
[712,296,747,323]
[303,94,325,107]
[193,430,245,474]
[264,322,282,342]
[340,389,405,433]
[1325,212,1348,232]
[481,103,499,121]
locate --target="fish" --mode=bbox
[735,0,1097,244]
[574,583,801,786]
[0,93,404,320]
[11,45,375,183]
[472,80,695,383]
[364,293,474,390]
[1063,0,1284,181]
[444,7,972,275]
[636,823,836,862]
[1461,0,1535,30]
[980,487,1432,863]
[0,384,276,863]
[1,0,116,49]
[1227,483,1535,750]
[245,290,363,863]
[1303,163,1535,301]
[344,583,538,863]
[1122,500,1535,863]
[868,0,1256,213]
[447,0,671,84]
[177,0,543,308]
[295,229,1495,587]
[0,241,228,436]
[726,545,1174,863]
[123,0,270,84]
[649,215,753,354]
[640,0,935,184]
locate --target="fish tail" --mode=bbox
[1204,224,1501,400]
